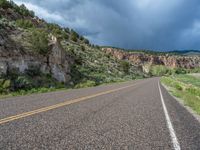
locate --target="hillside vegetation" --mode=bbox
[0,0,145,97]
[0,0,200,97]
[62,43,144,88]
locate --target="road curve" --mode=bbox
[0,78,200,149]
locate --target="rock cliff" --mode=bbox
[0,28,72,83]
[102,48,200,71]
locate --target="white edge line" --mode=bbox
[161,83,200,124]
[158,81,181,150]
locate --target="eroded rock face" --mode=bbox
[48,35,71,83]
[102,48,200,69]
[0,7,73,83]
[0,29,72,83]
[0,62,7,74]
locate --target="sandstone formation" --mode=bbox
[102,48,200,71]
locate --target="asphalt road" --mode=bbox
[0,78,200,149]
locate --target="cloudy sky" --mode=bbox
[13,0,200,51]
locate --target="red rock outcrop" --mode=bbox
[102,48,200,69]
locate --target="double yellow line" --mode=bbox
[0,83,138,125]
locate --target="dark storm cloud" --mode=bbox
[14,0,200,50]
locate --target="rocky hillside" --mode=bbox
[102,48,200,73]
[0,27,72,82]
[1,0,200,96]
[0,0,145,94]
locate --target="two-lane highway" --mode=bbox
[0,78,200,149]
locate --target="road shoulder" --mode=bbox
[161,83,200,124]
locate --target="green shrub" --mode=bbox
[150,65,171,76]
[71,31,78,42]
[0,0,35,17]
[46,23,61,31]
[75,80,96,88]
[174,83,183,91]
[80,36,84,41]
[62,32,69,40]
[0,87,3,93]
[46,23,69,40]
[83,38,90,44]
[189,68,200,73]
[17,4,31,16]
[52,28,62,37]
[186,87,200,96]
[71,30,79,37]
[7,68,20,80]
[175,68,187,74]
[30,29,49,55]
[95,45,100,49]
[16,19,34,29]
[14,76,32,90]
[0,79,11,93]
[120,61,130,73]
[0,17,15,28]
[0,0,12,9]
[74,55,83,65]
[81,45,85,51]
[38,87,49,93]
[64,27,70,33]
[0,78,4,85]
[29,10,35,17]
[2,80,11,89]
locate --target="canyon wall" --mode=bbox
[102,48,200,71]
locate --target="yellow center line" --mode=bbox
[0,82,140,125]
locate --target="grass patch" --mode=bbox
[0,87,69,99]
[161,75,200,114]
